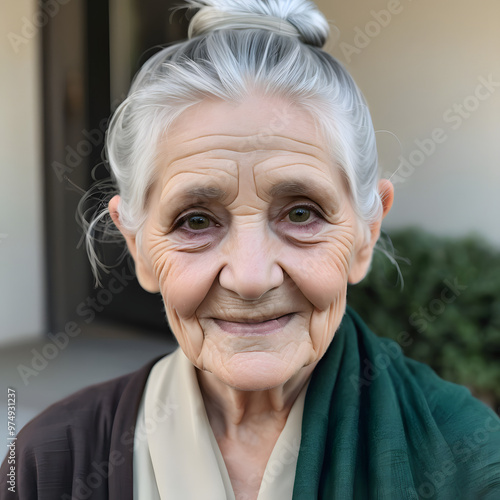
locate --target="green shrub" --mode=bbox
[347,227,500,410]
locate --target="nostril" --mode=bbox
[218,261,284,300]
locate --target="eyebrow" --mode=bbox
[161,186,228,207]
[158,185,228,215]
[165,179,339,212]
[182,186,227,200]
[269,180,339,211]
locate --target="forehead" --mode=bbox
[164,94,323,154]
[153,95,346,204]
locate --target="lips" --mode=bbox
[212,313,295,335]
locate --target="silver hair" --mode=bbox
[80,0,385,286]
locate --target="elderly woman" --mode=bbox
[2,0,500,499]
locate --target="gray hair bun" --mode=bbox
[186,0,330,48]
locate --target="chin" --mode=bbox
[211,351,309,392]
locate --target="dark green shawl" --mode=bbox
[293,306,500,499]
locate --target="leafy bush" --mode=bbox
[347,227,500,410]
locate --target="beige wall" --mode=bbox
[0,0,45,344]
[1,1,498,347]
[316,0,500,245]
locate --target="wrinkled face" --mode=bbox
[139,95,367,391]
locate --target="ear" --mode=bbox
[348,179,394,285]
[108,195,160,293]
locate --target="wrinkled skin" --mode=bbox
[109,94,393,495]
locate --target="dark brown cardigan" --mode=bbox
[0,354,167,500]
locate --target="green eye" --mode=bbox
[288,207,311,223]
[188,215,210,230]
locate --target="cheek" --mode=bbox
[281,231,355,311]
[280,230,355,356]
[145,233,222,362]
[145,228,221,320]
[159,251,221,319]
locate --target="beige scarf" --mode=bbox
[133,348,308,499]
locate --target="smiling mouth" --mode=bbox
[212,313,295,335]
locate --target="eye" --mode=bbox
[174,211,219,231]
[288,206,311,223]
[283,204,323,225]
[186,214,210,230]
[278,203,326,236]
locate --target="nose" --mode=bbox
[218,222,284,300]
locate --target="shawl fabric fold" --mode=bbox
[292,306,500,499]
[1,306,499,499]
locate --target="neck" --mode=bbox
[196,364,315,441]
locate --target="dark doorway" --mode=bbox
[43,0,189,335]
